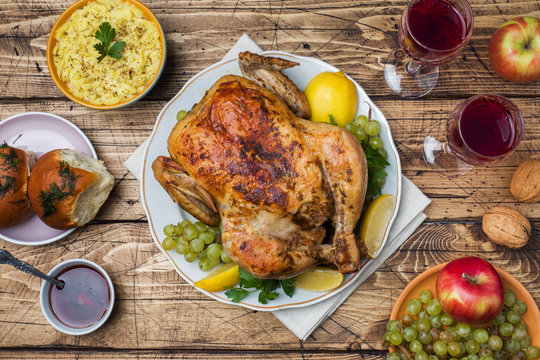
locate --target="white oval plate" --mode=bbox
[141,51,402,311]
[0,112,97,246]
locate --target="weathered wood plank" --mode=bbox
[0,222,538,350]
[0,1,538,100]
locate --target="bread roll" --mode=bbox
[0,144,34,228]
[27,149,114,229]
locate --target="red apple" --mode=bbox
[436,257,504,325]
[488,16,540,82]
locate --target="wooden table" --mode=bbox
[0,1,538,359]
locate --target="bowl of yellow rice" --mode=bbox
[47,0,166,109]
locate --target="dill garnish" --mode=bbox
[0,143,21,170]
[39,161,80,218]
[0,175,15,199]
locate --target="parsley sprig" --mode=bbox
[94,22,125,63]
[225,268,296,304]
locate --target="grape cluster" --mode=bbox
[162,220,231,272]
[384,289,540,360]
[345,115,386,155]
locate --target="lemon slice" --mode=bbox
[360,194,396,258]
[194,263,239,292]
[304,71,358,126]
[294,267,344,291]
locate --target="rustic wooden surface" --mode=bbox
[0,0,538,359]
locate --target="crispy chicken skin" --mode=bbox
[156,71,367,279]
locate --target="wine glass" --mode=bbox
[384,0,474,98]
[423,94,524,175]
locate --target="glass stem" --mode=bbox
[405,60,422,75]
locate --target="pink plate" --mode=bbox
[0,112,96,246]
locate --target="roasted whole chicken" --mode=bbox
[153,52,367,279]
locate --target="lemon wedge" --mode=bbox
[360,194,396,258]
[304,71,358,126]
[194,263,239,292]
[294,267,344,292]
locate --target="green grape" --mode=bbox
[423,343,434,355]
[519,335,531,349]
[429,328,440,341]
[434,340,448,356]
[456,323,471,338]
[389,331,403,346]
[207,243,222,259]
[194,221,207,233]
[208,256,220,268]
[355,114,368,128]
[418,310,429,321]
[441,313,454,326]
[180,219,192,227]
[175,239,189,254]
[417,318,431,332]
[493,350,505,360]
[387,319,402,332]
[398,351,409,360]
[344,122,359,134]
[407,299,422,315]
[415,351,428,360]
[198,249,207,260]
[418,330,432,345]
[526,345,540,360]
[493,311,506,326]
[468,355,480,360]
[365,120,380,136]
[163,224,175,236]
[176,110,188,121]
[403,326,418,342]
[426,299,442,316]
[512,327,527,341]
[221,251,232,263]
[488,335,503,351]
[384,331,391,342]
[479,356,494,360]
[402,313,414,326]
[199,231,214,244]
[506,310,520,324]
[440,330,454,344]
[190,238,204,252]
[355,127,368,142]
[448,342,461,357]
[183,224,199,240]
[184,251,197,262]
[512,300,527,315]
[207,226,220,236]
[515,321,528,331]
[466,340,480,354]
[410,340,423,353]
[162,236,176,250]
[387,353,400,360]
[369,136,383,150]
[478,347,493,357]
[428,356,438,360]
[199,258,212,271]
[447,327,461,342]
[506,339,520,354]
[473,329,489,344]
[419,289,433,304]
[504,289,517,307]
[499,322,514,337]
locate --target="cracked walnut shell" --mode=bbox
[510,159,540,203]
[482,206,531,249]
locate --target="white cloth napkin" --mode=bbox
[124,34,431,340]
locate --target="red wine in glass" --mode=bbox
[446,94,523,165]
[424,94,524,175]
[384,0,473,98]
[401,0,468,65]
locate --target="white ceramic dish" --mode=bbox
[40,259,115,335]
[141,51,402,310]
[0,112,97,246]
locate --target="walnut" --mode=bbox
[482,206,531,249]
[510,159,540,203]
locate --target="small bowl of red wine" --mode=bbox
[39,259,115,335]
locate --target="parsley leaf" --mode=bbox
[363,145,390,203]
[225,268,296,304]
[329,114,338,126]
[94,22,125,62]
